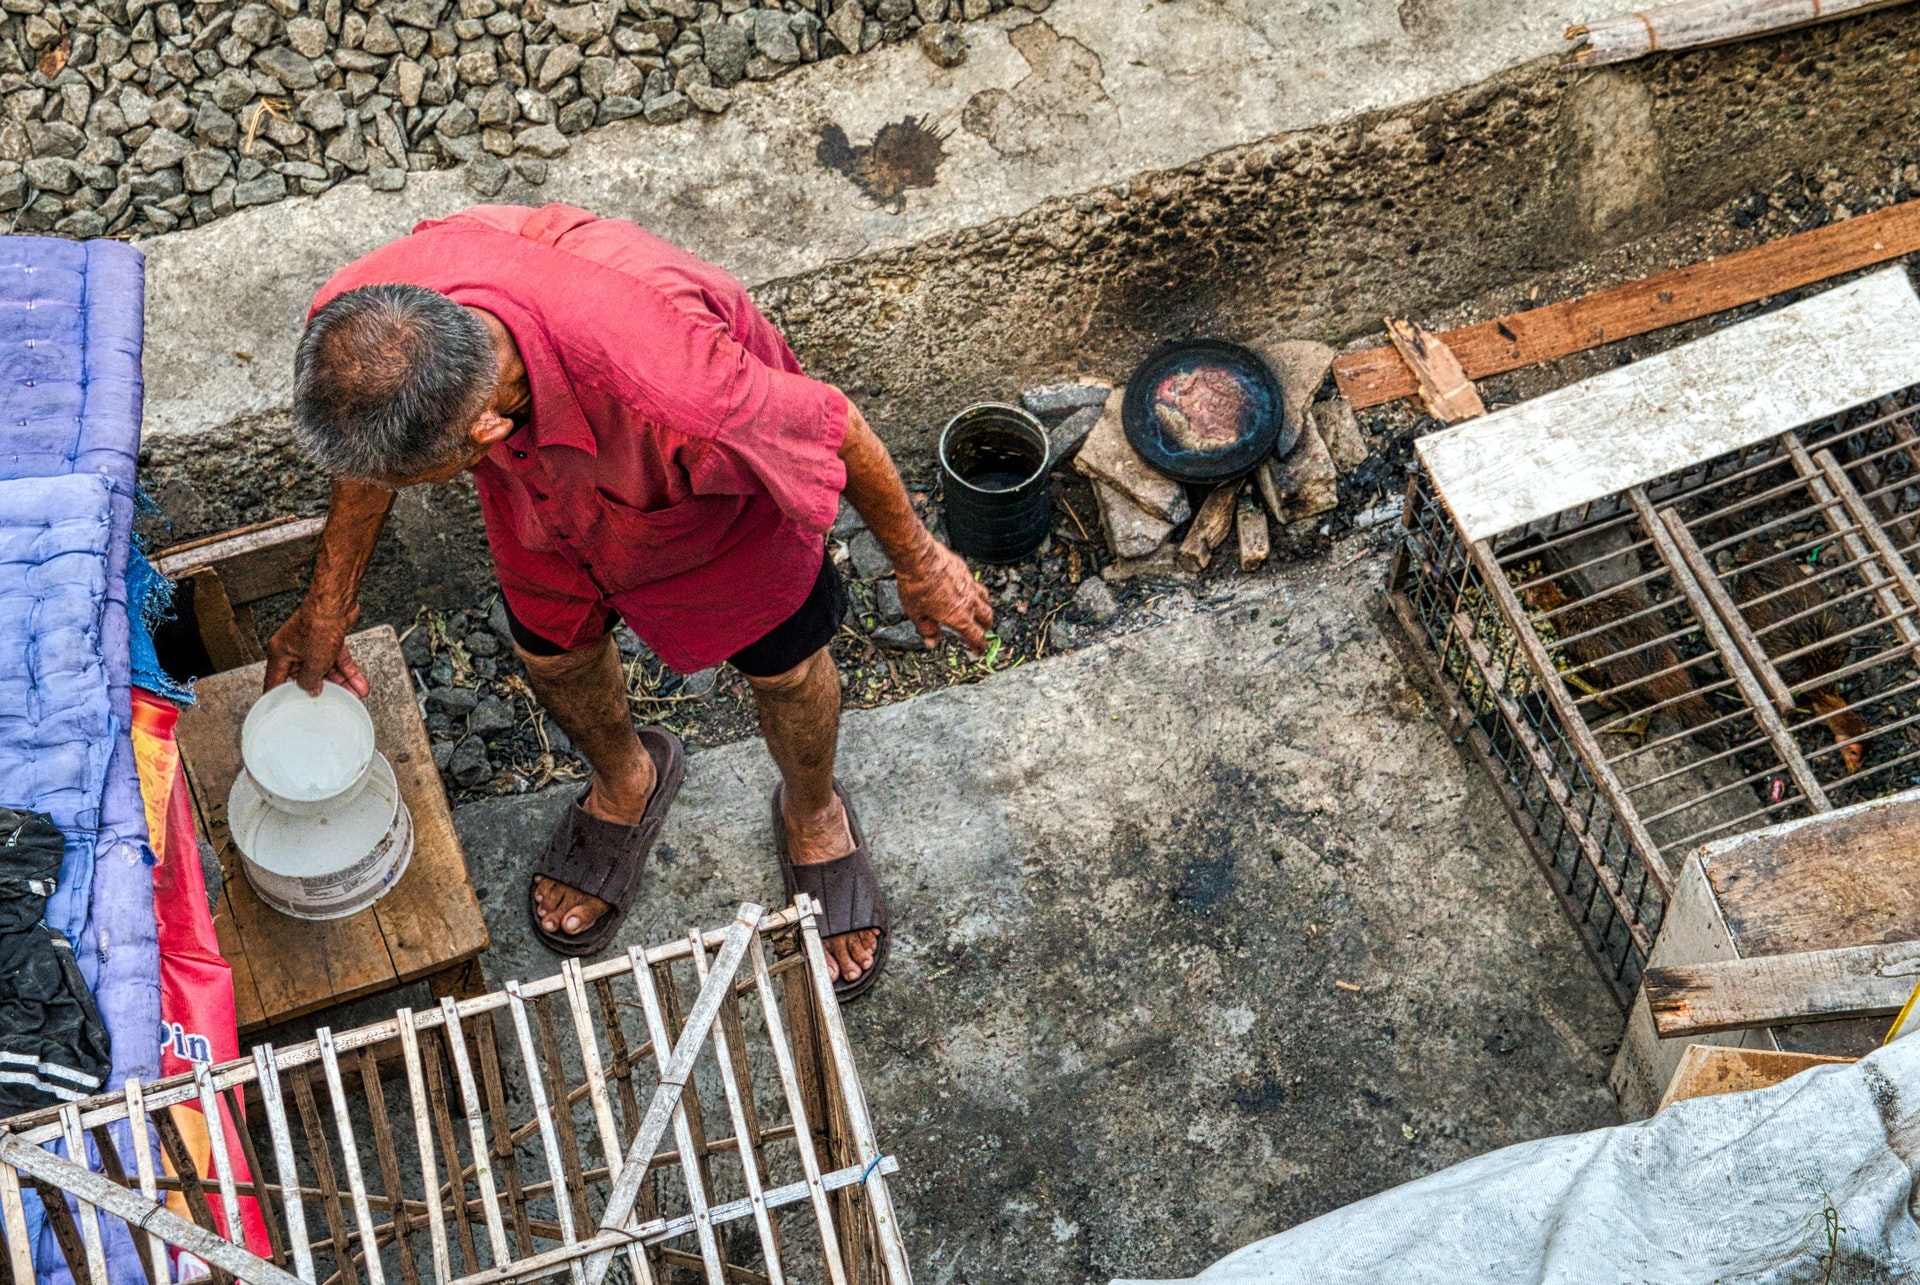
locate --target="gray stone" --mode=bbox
[323,119,366,169]
[848,529,891,581]
[831,500,867,539]
[232,170,286,205]
[539,716,572,755]
[285,16,328,56]
[230,3,279,45]
[254,46,319,90]
[684,81,730,113]
[132,126,192,170]
[612,28,661,55]
[487,597,513,642]
[394,57,426,107]
[116,85,154,129]
[432,739,456,771]
[536,42,582,88]
[1048,618,1086,651]
[434,99,476,136]
[388,0,448,29]
[613,623,646,657]
[22,156,75,193]
[701,21,746,85]
[194,101,238,147]
[362,13,402,54]
[580,55,642,100]
[455,49,498,83]
[874,577,905,624]
[557,96,597,132]
[0,171,25,210]
[447,735,492,787]
[402,626,435,668]
[514,122,569,156]
[218,33,258,69]
[297,87,346,131]
[26,120,85,158]
[470,695,515,736]
[870,621,926,651]
[54,208,105,235]
[426,686,480,716]
[464,629,500,658]
[477,80,516,124]
[679,666,718,698]
[916,19,964,67]
[912,0,945,19]
[743,54,793,81]
[1022,381,1112,418]
[640,90,686,125]
[128,166,181,199]
[750,8,798,62]
[1068,575,1119,625]
[209,69,257,113]
[1048,404,1102,465]
[149,96,193,134]
[368,164,407,190]
[595,95,642,124]
[510,155,547,184]
[824,0,862,53]
[464,151,508,194]
[548,3,604,44]
[180,147,230,191]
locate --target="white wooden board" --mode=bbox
[1417,267,1920,543]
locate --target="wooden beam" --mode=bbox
[1569,0,1913,69]
[1657,1044,1854,1112]
[1333,198,1920,410]
[1179,481,1243,570]
[156,516,325,606]
[1382,317,1485,423]
[1645,939,1920,1037]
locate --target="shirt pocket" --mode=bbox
[591,490,747,589]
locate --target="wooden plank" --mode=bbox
[1569,0,1912,69]
[1645,940,1920,1037]
[1417,268,1920,544]
[176,627,488,1031]
[1178,481,1242,570]
[1656,1044,1853,1112]
[1235,493,1269,571]
[1383,317,1485,423]
[156,517,326,607]
[1335,204,1920,410]
[187,568,266,673]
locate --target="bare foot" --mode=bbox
[784,792,879,983]
[534,757,656,937]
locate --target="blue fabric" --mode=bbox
[0,237,157,1285]
[0,472,116,929]
[127,544,193,704]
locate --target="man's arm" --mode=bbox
[838,405,994,652]
[263,478,396,695]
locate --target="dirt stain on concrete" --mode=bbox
[962,20,1111,160]
[817,116,949,213]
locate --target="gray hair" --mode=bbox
[292,283,497,481]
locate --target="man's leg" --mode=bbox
[522,632,658,936]
[743,646,878,984]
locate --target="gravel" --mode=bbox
[0,0,1046,239]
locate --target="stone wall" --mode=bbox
[0,0,1034,235]
[136,11,1920,620]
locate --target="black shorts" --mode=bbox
[502,545,849,678]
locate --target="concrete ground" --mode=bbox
[451,541,1621,1283]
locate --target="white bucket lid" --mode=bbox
[241,680,376,809]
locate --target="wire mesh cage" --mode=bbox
[0,897,909,1285]
[1386,268,1920,1007]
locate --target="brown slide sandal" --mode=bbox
[527,726,684,957]
[773,780,891,1002]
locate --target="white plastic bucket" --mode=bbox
[229,751,414,920]
[241,680,376,816]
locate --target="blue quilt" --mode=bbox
[0,238,157,1285]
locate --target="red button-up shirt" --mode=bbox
[310,204,851,672]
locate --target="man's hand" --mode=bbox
[894,538,994,654]
[264,599,370,697]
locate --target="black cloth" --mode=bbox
[503,544,850,678]
[0,806,110,1112]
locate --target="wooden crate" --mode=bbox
[1655,1045,1855,1112]
[1611,786,1920,1118]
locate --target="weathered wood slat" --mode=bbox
[1646,940,1920,1036]
[1656,1044,1855,1111]
[156,517,326,607]
[1335,206,1920,411]
[1383,317,1485,423]
[1568,0,1912,68]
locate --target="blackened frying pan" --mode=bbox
[1122,340,1289,485]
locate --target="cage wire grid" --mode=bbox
[1390,386,1920,1007]
[0,897,910,1285]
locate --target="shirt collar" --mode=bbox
[454,286,598,458]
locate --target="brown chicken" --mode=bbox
[1729,545,1869,772]
[1522,578,1717,738]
